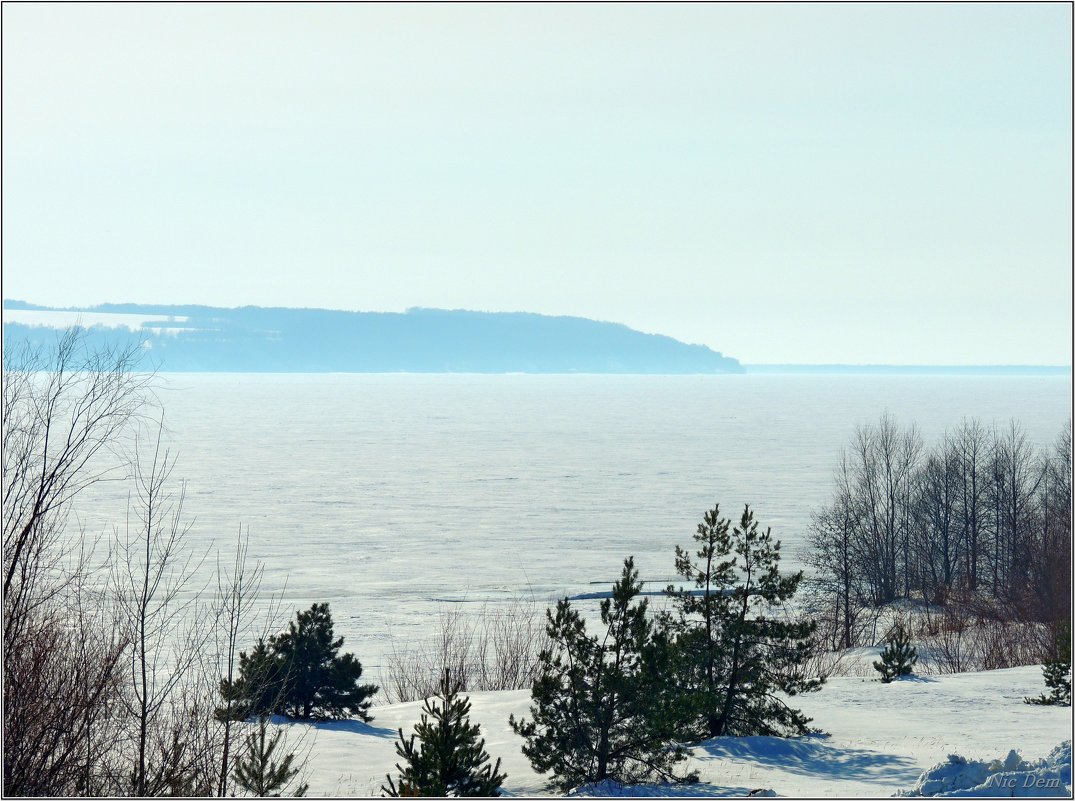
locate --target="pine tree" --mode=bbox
[272,603,378,720]
[219,603,378,722]
[232,716,308,797]
[218,638,288,722]
[666,504,822,739]
[1026,621,1071,706]
[382,669,506,797]
[510,557,696,792]
[873,621,918,683]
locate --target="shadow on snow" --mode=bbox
[699,735,921,783]
[566,780,766,797]
[270,715,397,739]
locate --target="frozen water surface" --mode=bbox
[69,373,1072,680]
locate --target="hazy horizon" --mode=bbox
[3,4,1071,364]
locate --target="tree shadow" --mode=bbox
[893,674,937,683]
[277,716,397,739]
[699,735,921,783]
[566,780,770,797]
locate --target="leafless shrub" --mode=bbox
[915,602,977,674]
[976,619,1050,672]
[107,422,298,797]
[801,644,850,682]
[907,596,1052,675]
[383,598,552,703]
[2,592,128,795]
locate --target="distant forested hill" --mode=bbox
[2,302,743,374]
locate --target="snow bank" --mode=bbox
[896,741,1071,797]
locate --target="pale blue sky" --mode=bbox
[2,3,1070,364]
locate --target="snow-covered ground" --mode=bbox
[266,665,1070,797]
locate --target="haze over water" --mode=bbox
[73,372,1071,680]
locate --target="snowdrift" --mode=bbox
[896,741,1071,798]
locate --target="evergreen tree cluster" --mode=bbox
[220,603,378,722]
[511,503,822,792]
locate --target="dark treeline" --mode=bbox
[806,413,1072,652]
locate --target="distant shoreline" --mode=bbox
[744,364,1071,376]
[1,303,744,374]
[4,303,1069,376]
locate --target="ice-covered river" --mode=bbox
[70,372,1071,682]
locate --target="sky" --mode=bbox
[2,3,1071,365]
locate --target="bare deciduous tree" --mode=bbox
[805,452,872,650]
[912,435,962,604]
[845,413,922,604]
[953,419,989,593]
[806,413,1071,671]
[213,527,267,797]
[4,329,295,797]
[111,419,215,796]
[3,330,153,795]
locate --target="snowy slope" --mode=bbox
[271,665,1071,797]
